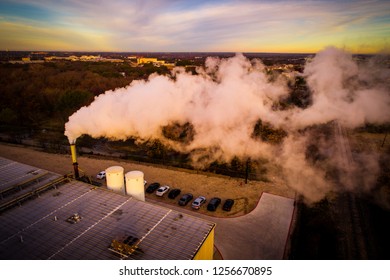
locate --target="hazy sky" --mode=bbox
[0,0,389,53]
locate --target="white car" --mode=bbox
[96,171,106,179]
[156,185,170,197]
[192,196,206,210]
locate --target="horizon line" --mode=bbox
[1,49,380,56]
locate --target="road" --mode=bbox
[332,123,374,259]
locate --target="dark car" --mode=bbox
[222,199,234,211]
[178,193,193,206]
[207,197,221,211]
[168,188,181,199]
[146,182,160,193]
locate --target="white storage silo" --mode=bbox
[125,171,145,201]
[105,166,125,194]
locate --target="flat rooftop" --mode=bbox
[0,157,63,211]
[0,158,215,260]
[0,156,60,194]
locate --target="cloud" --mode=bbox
[1,0,389,52]
[0,19,113,51]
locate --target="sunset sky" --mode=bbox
[0,0,389,53]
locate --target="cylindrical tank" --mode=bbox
[125,171,145,201]
[105,166,125,194]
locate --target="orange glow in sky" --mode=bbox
[0,0,389,53]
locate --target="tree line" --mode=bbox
[0,61,169,130]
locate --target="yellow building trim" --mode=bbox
[193,226,215,260]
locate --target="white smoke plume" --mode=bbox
[65,47,390,203]
[290,47,390,128]
[65,53,285,162]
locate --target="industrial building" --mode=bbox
[0,157,215,260]
[136,57,174,68]
[137,57,160,65]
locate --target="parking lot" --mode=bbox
[143,181,235,213]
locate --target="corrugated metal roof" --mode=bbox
[0,157,58,193]
[0,158,215,260]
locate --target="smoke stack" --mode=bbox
[70,143,80,179]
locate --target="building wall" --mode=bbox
[193,226,215,260]
[137,58,158,64]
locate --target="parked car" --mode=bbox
[207,197,221,211]
[192,196,206,210]
[96,171,106,179]
[156,185,170,196]
[146,182,160,193]
[178,193,193,206]
[168,188,181,199]
[222,199,234,211]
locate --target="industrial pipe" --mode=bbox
[70,143,80,179]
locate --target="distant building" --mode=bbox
[80,55,101,61]
[44,55,78,61]
[103,58,124,63]
[137,57,158,65]
[136,57,177,68]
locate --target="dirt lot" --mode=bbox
[0,142,295,217]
